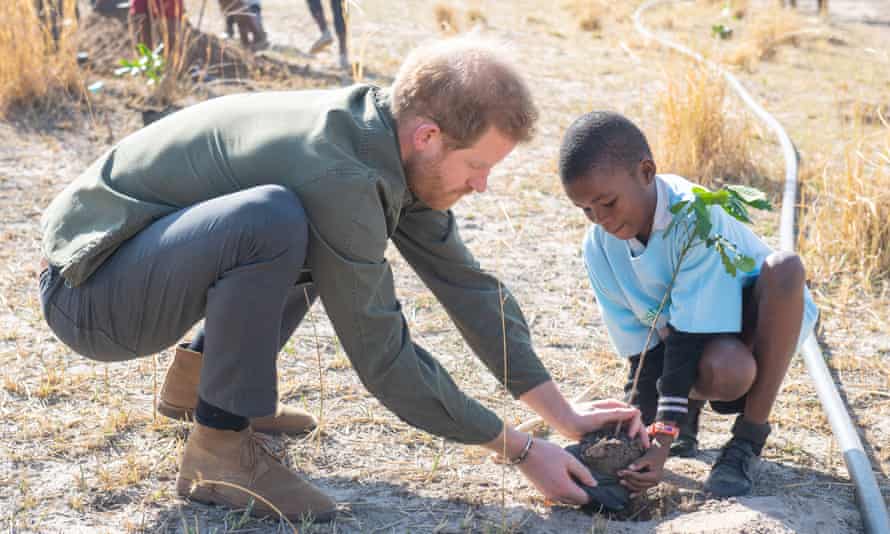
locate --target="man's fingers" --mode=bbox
[567,457,596,487]
[626,415,650,448]
[558,477,591,505]
[627,415,642,441]
[594,407,640,424]
[588,399,628,409]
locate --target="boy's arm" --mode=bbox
[619,330,711,496]
[620,211,743,494]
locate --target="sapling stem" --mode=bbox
[615,227,695,437]
[615,184,770,437]
[304,287,325,450]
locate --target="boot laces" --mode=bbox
[242,429,285,468]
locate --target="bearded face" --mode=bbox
[405,150,473,211]
[404,127,517,211]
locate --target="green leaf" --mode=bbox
[735,255,757,272]
[723,196,752,223]
[720,248,737,276]
[711,23,733,39]
[727,184,772,211]
[669,199,689,214]
[137,43,151,57]
[692,198,712,240]
[693,187,729,206]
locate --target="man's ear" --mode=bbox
[413,120,442,152]
[640,158,657,184]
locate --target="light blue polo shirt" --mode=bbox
[583,174,819,357]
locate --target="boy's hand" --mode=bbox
[617,439,671,497]
[560,399,650,448]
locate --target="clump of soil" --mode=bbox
[577,425,645,476]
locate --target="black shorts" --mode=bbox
[624,339,747,425]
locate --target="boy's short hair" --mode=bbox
[559,111,652,184]
[390,36,538,149]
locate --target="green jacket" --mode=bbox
[41,84,551,444]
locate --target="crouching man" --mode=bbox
[39,37,645,521]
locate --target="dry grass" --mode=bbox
[433,2,461,34]
[563,0,603,32]
[725,6,805,70]
[1,0,886,532]
[800,116,890,288]
[466,6,488,27]
[433,2,488,34]
[562,0,639,32]
[0,0,82,117]
[651,60,759,188]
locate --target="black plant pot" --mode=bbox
[141,106,181,126]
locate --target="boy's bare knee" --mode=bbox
[762,251,805,295]
[698,338,756,400]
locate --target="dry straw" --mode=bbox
[800,112,890,288]
[0,0,82,116]
[563,0,635,31]
[433,3,461,34]
[725,5,804,70]
[652,60,757,189]
[563,0,604,32]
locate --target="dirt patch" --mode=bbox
[0,0,886,532]
[577,426,646,477]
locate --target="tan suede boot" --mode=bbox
[177,423,336,522]
[158,344,318,435]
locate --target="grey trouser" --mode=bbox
[39,185,316,417]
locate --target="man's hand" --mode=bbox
[517,438,596,505]
[482,427,593,505]
[557,400,650,447]
[519,381,649,447]
[617,439,671,497]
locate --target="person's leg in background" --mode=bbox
[307,0,333,53]
[219,0,251,47]
[147,0,182,54]
[244,0,268,50]
[129,0,153,50]
[328,0,348,69]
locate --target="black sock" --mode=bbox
[195,397,249,431]
[731,415,771,456]
[188,330,205,353]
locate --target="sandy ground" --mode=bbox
[1,0,888,532]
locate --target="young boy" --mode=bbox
[558,111,818,498]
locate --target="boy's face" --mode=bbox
[563,159,658,242]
